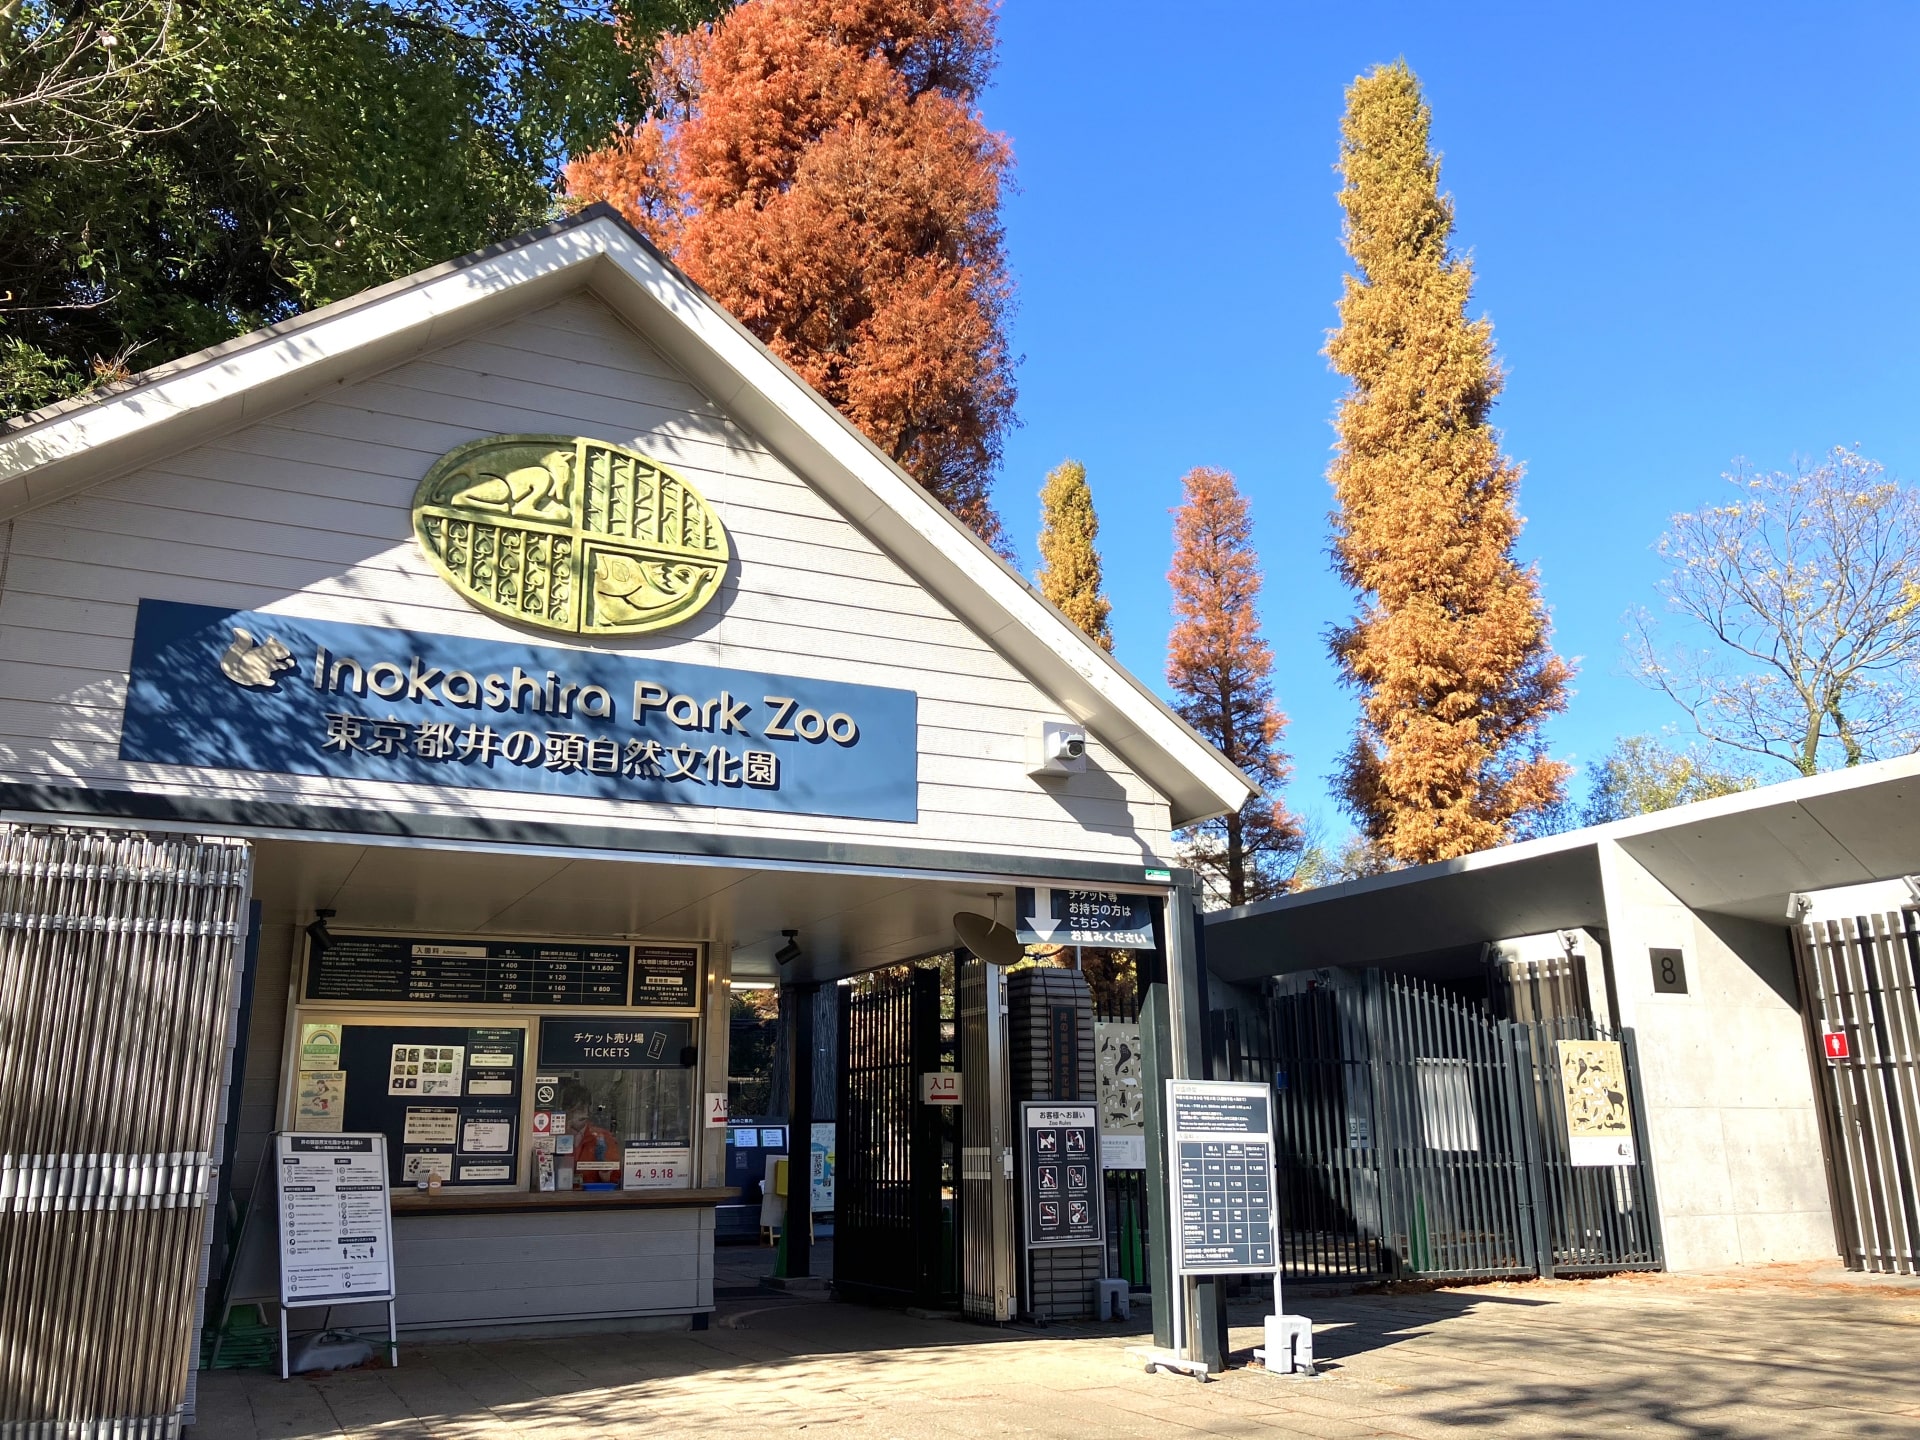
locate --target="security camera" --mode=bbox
[1030,720,1089,777]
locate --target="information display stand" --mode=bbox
[274,1132,399,1378]
[1144,1080,1307,1378]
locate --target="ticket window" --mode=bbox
[547,1068,694,1189]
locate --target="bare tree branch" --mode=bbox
[1629,448,1920,776]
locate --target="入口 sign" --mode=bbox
[920,1072,962,1105]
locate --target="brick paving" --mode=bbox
[191,1266,1920,1438]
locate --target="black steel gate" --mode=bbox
[834,965,955,1305]
[1226,969,1662,1282]
[1795,915,1920,1275]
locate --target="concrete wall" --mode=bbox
[1596,839,1835,1269]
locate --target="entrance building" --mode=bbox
[0,209,1251,1434]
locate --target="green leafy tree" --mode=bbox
[1582,736,1756,824]
[1035,459,1113,652]
[1,0,724,420]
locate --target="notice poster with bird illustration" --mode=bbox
[1095,1022,1145,1169]
[1557,1040,1637,1167]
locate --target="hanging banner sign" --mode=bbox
[1166,1080,1278,1275]
[1013,888,1156,948]
[276,1133,395,1305]
[120,599,918,822]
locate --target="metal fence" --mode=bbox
[0,825,253,1438]
[1796,915,1920,1275]
[1225,968,1661,1282]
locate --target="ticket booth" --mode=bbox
[0,207,1251,1424]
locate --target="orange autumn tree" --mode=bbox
[1166,467,1302,907]
[1326,62,1572,864]
[566,0,1016,550]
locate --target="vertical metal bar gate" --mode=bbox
[833,965,953,1305]
[1230,969,1661,1282]
[0,824,253,1438]
[1795,915,1920,1274]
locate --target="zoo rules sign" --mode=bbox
[119,600,918,821]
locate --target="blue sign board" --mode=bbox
[119,599,918,821]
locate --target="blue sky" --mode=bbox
[981,3,1920,839]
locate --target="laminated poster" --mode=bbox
[387,1044,464,1097]
[294,1070,345,1132]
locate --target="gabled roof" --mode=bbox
[0,205,1256,827]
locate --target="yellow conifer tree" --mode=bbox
[1326,62,1572,864]
[1035,459,1114,652]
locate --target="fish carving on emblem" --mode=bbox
[410,435,730,636]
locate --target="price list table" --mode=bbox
[307,935,630,1007]
[1167,1080,1279,1276]
[1175,1139,1275,1269]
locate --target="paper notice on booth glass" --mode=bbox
[623,1146,692,1189]
[458,1163,511,1182]
[403,1152,453,1182]
[388,1043,464,1097]
[460,1118,513,1155]
[294,1070,345,1132]
[402,1107,459,1146]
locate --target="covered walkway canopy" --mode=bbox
[1204,751,1920,982]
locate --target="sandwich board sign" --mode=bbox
[275,1132,398,1376]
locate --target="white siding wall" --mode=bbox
[0,294,1172,864]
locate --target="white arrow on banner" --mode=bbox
[1024,886,1062,941]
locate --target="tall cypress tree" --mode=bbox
[1166,466,1301,906]
[1326,61,1572,865]
[1035,459,1113,652]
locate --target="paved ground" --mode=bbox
[192,1265,1920,1439]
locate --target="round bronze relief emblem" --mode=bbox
[412,435,729,637]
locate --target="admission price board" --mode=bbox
[1020,1102,1103,1248]
[1166,1080,1277,1274]
[276,1133,395,1304]
[306,934,630,1007]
